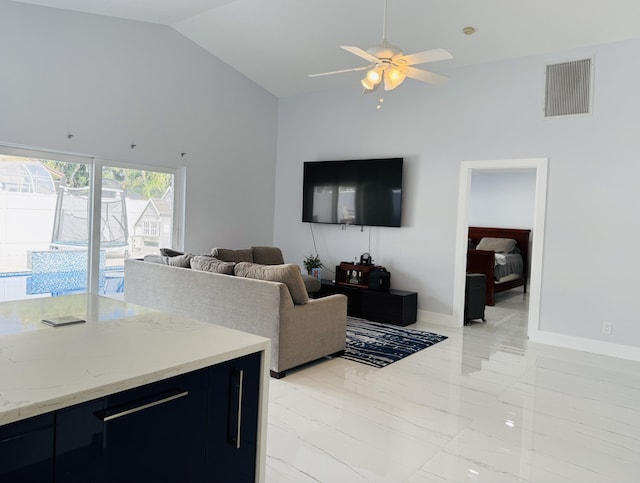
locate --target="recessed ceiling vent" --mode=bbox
[545,58,592,117]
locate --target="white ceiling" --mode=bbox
[12,0,640,97]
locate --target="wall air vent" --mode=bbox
[544,58,592,117]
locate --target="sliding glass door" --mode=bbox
[0,146,181,303]
[96,164,177,300]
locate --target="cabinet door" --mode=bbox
[207,352,262,483]
[0,413,54,482]
[55,368,209,483]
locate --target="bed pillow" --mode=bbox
[190,255,235,275]
[476,237,517,254]
[234,262,309,305]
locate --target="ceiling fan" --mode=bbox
[309,0,452,93]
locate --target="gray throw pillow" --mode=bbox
[190,255,235,275]
[251,246,285,265]
[210,248,254,263]
[143,254,166,264]
[234,262,309,305]
[160,248,185,257]
[143,253,192,267]
[164,253,193,267]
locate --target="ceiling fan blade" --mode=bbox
[308,65,371,78]
[340,45,380,64]
[405,66,449,85]
[399,48,453,66]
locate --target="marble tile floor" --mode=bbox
[265,290,640,482]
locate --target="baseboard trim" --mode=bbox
[417,309,457,328]
[529,330,640,362]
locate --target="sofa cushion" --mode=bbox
[301,274,321,293]
[235,262,309,305]
[190,255,235,275]
[143,253,193,267]
[211,248,254,263]
[251,246,285,265]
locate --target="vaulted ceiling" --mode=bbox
[12,0,640,97]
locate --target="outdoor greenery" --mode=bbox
[41,161,172,199]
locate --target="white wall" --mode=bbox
[468,171,536,229]
[275,39,640,348]
[0,0,278,254]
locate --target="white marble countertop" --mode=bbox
[0,294,270,426]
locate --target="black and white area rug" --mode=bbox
[342,317,448,368]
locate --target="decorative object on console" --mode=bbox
[360,252,372,265]
[336,262,379,289]
[368,266,391,291]
[342,317,447,368]
[302,253,323,275]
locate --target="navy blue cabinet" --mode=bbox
[55,368,209,483]
[207,351,262,483]
[0,413,54,482]
[1,352,263,482]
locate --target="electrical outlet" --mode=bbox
[602,321,613,335]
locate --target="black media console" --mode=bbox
[316,279,418,327]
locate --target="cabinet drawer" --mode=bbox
[55,369,209,483]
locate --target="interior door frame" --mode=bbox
[451,158,548,339]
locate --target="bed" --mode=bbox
[466,227,531,306]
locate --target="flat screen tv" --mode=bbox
[302,158,403,227]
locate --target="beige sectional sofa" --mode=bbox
[123,248,347,378]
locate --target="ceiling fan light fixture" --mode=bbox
[366,67,383,84]
[383,67,406,90]
[361,76,376,90]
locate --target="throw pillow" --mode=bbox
[190,255,235,275]
[210,248,254,263]
[143,253,192,267]
[251,246,285,265]
[476,237,517,254]
[234,262,309,305]
[164,253,193,267]
[160,248,185,257]
[143,254,165,264]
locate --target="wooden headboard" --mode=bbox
[468,226,531,274]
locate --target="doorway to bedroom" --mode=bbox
[452,158,548,340]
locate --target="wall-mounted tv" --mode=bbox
[302,158,403,227]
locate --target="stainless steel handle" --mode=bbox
[98,390,189,422]
[235,369,244,449]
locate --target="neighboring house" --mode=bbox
[132,189,173,253]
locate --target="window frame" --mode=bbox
[0,143,185,297]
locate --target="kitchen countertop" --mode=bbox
[0,294,270,426]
